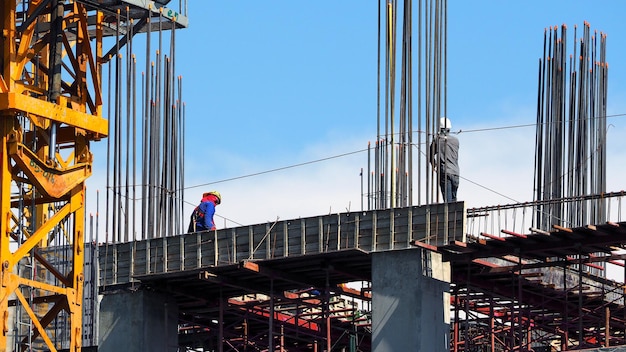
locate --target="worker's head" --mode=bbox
[439,117,451,133]
[202,191,222,205]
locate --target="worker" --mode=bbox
[430,117,460,202]
[188,191,221,232]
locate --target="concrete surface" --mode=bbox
[372,248,451,352]
[99,290,178,352]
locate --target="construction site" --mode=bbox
[2,0,626,351]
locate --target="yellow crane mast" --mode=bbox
[0,1,106,350]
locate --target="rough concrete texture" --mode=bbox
[99,290,178,352]
[372,248,451,352]
[579,347,626,351]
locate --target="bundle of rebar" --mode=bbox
[534,23,608,230]
[103,6,187,242]
[366,0,447,210]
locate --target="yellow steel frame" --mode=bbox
[1,1,107,351]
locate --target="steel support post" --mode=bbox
[243,319,248,351]
[605,306,610,347]
[453,287,459,352]
[490,296,495,352]
[578,250,584,347]
[219,287,224,352]
[562,256,569,351]
[280,324,284,352]
[269,277,275,352]
[326,268,331,352]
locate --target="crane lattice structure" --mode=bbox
[0,0,186,350]
[1,1,106,350]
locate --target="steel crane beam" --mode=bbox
[0,1,105,350]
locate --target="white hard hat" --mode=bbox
[440,117,451,131]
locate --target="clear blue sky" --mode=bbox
[87,1,626,230]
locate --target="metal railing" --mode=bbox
[466,191,626,238]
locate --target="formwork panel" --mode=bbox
[266,222,286,259]
[445,203,465,242]
[216,230,232,265]
[113,242,132,283]
[183,234,199,270]
[303,217,321,254]
[99,203,467,285]
[199,231,215,267]
[410,207,431,242]
[284,219,303,255]
[391,208,412,249]
[356,211,374,251]
[98,245,116,285]
[426,209,447,244]
[320,215,340,252]
[248,224,271,260]
[165,238,181,272]
[148,238,165,273]
[411,202,465,245]
[374,210,392,251]
[132,240,148,277]
[234,227,250,262]
[339,213,357,250]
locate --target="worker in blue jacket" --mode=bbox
[188,191,221,232]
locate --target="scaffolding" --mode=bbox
[425,206,626,350]
[99,202,465,351]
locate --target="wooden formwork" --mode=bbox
[99,202,465,286]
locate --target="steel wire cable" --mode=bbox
[176,108,626,205]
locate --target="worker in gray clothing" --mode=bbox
[430,117,460,202]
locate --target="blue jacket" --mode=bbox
[195,200,216,231]
[188,194,218,232]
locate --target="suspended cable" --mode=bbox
[186,149,368,190]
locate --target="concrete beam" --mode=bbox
[372,248,451,352]
[99,290,178,352]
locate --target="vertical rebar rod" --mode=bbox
[371,0,445,208]
[105,57,112,243]
[375,0,381,210]
[387,1,394,208]
[416,0,422,205]
[534,22,608,232]
[179,79,185,234]
[109,9,121,243]
[367,142,371,210]
[124,10,131,242]
[407,0,413,207]
[132,55,137,241]
[142,10,151,239]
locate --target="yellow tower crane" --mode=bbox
[1,1,106,350]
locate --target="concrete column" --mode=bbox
[99,290,178,352]
[372,248,450,352]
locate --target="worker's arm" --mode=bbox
[429,139,438,168]
[204,202,216,230]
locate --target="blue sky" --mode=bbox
[86,1,626,233]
